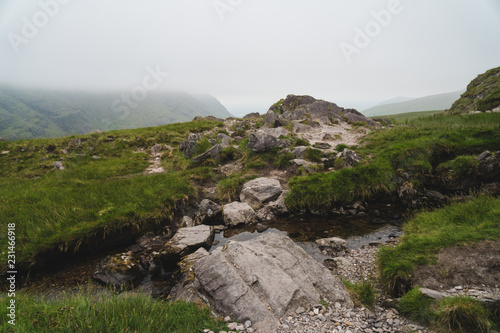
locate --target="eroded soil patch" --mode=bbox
[412,239,500,290]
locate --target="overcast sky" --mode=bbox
[1,0,499,115]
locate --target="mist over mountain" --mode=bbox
[0,87,232,140]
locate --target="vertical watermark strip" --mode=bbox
[6,223,16,326]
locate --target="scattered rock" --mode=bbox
[159,225,214,262]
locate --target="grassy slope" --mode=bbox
[448,66,500,114]
[0,120,222,270]
[0,292,228,332]
[382,110,444,123]
[286,112,500,211]
[378,196,500,292]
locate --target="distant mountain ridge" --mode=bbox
[361,90,465,117]
[0,87,232,140]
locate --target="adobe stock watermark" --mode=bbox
[7,0,72,54]
[213,0,243,21]
[339,0,404,64]
[101,65,169,130]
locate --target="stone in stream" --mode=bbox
[169,232,353,331]
[158,225,214,265]
[93,252,146,288]
[315,237,348,256]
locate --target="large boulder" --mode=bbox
[222,202,257,227]
[179,133,201,158]
[477,151,500,182]
[247,131,288,152]
[169,233,353,331]
[344,112,377,126]
[240,177,283,210]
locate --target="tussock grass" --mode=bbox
[341,279,376,309]
[437,296,492,333]
[378,196,500,294]
[399,287,436,324]
[0,120,222,270]
[0,292,227,333]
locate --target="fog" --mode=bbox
[1,0,499,115]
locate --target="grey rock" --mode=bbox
[265,110,279,127]
[247,131,287,152]
[223,202,257,227]
[180,216,195,228]
[191,144,222,163]
[255,223,268,233]
[420,288,444,300]
[151,144,163,155]
[171,233,353,331]
[217,133,232,148]
[54,161,64,170]
[477,150,500,181]
[160,225,214,260]
[179,133,201,157]
[197,199,223,224]
[240,177,283,210]
[293,146,308,158]
[344,112,377,126]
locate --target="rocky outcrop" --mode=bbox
[170,233,353,331]
[223,202,258,227]
[247,131,289,152]
[338,149,362,168]
[240,177,283,210]
[196,199,223,225]
[179,133,201,157]
[477,150,500,182]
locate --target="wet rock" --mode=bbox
[179,133,201,158]
[196,199,223,225]
[223,202,257,227]
[191,144,222,163]
[316,237,348,256]
[255,223,268,233]
[477,150,500,181]
[93,253,146,287]
[170,232,353,331]
[240,177,283,210]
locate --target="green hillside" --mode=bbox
[448,66,500,114]
[0,87,232,141]
[362,90,464,117]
